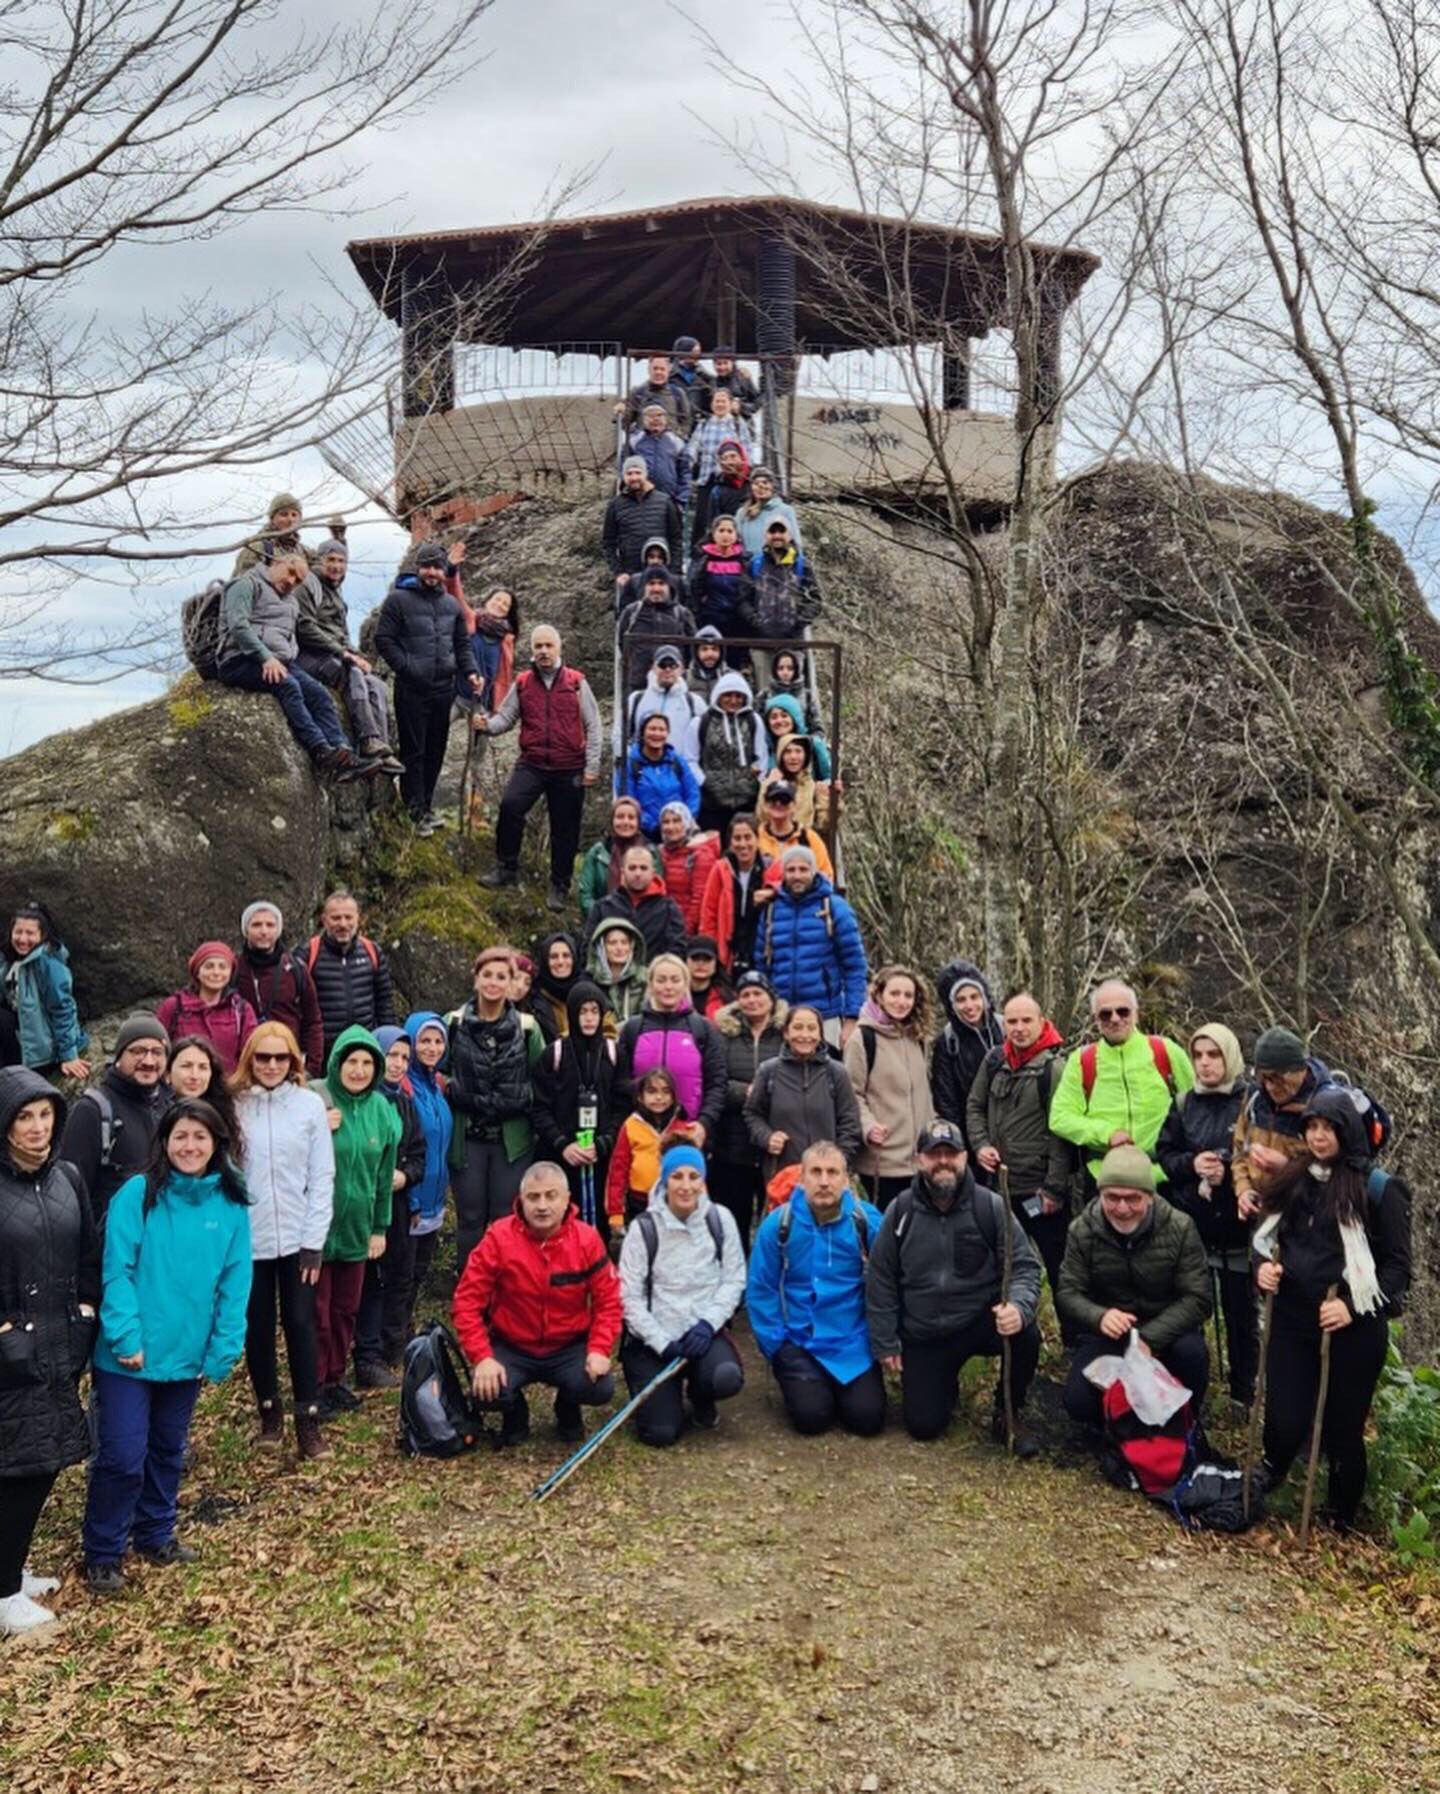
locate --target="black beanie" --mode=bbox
[1254,1027,1307,1072]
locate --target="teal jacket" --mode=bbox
[95,1171,252,1383]
[311,1023,402,1261]
[5,942,87,1068]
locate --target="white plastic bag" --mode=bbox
[1080,1330,1192,1426]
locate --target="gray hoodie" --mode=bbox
[618,1187,746,1354]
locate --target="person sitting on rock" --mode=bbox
[3,901,89,1081]
[453,1160,621,1446]
[617,1145,747,1446]
[233,491,309,575]
[294,537,404,776]
[748,1140,887,1436]
[1056,1144,1212,1431]
[626,404,692,508]
[217,551,373,780]
[154,942,257,1075]
[583,843,689,965]
[604,467,683,604]
[232,900,325,1077]
[1048,978,1193,1186]
[61,1015,170,1228]
[375,541,483,835]
[866,1119,1043,1456]
[478,625,603,910]
[305,891,397,1064]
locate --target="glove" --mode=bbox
[661,1337,685,1363]
[298,1248,322,1276]
[678,1321,715,1360]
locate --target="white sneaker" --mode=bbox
[22,1570,60,1598]
[0,1590,56,1635]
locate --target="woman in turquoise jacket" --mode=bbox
[82,1099,251,1593]
[3,904,89,1079]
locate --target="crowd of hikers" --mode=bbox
[0,341,1415,1634]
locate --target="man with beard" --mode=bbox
[865,1120,1043,1456]
[60,1015,171,1227]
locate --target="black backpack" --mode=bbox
[397,1326,489,1458]
[635,1204,726,1308]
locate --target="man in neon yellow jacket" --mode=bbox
[1048,979,1193,1184]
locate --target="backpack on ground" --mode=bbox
[1079,1036,1176,1105]
[181,580,227,680]
[1168,1462,1267,1533]
[397,1325,489,1458]
[1099,1376,1195,1496]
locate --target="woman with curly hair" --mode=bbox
[844,966,935,1210]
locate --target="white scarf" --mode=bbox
[1252,1179,1386,1317]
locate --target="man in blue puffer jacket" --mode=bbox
[758,848,868,1044]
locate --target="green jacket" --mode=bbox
[1056,1196,1211,1352]
[311,1024,402,1262]
[578,838,661,915]
[1047,1030,1193,1181]
[965,1042,1075,1199]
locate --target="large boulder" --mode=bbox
[0,679,343,1012]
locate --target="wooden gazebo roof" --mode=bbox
[347,194,1100,352]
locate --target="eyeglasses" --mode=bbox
[1097,1006,1132,1022]
[127,1048,165,1061]
[252,1052,291,1066]
[1100,1191,1148,1207]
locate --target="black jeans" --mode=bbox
[1263,1306,1387,1525]
[245,1254,320,1409]
[1008,1197,1075,1344]
[353,1199,419,1369]
[708,1159,762,1257]
[621,1335,745,1446]
[1062,1329,1211,1428]
[496,762,588,886]
[0,1471,58,1596]
[1212,1261,1260,1405]
[900,1314,1041,1441]
[394,680,453,816]
[481,1335,615,1427]
[772,1343,885,1437]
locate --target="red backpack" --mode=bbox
[1100,1380,1195,1496]
[1079,1036,1175,1105]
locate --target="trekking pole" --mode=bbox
[1210,1260,1229,1399]
[529,1357,685,1504]
[1298,1282,1339,1548]
[1243,1271,1275,1523]
[998,1163,1016,1454]
[458,715,478,838]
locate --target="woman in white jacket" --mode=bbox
[232,1023,334,1460]
[618,1144,746,1444]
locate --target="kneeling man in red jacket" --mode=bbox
[453,1160,622,1445]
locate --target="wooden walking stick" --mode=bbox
[1243,1276,1275,1523]
[998,1164,1016,1453]
[1298,1282,1339,1547]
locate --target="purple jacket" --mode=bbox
[616,1004,726,1137]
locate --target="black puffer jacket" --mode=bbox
[375,574,476,693]
[448,1005,534,1135]
[931,958,1003,1147]
[617,585,698,690]
[0,1069,100,1480]
[305,934,397,1059]
[604,486,683,575]
[713,999,787,1164]
[59,1065,167,1226]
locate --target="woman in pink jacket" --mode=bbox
[154,942,257,1074]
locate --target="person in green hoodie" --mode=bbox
[83,1100,251,1595]
[1047,978,1193,1186]
[586,917,649,1027]
[309,1026,402,1417]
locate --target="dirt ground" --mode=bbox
[4,1324,1437,1794]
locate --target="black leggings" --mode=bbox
[245,1254,319,1409]
[621,1335,745,1446]
[1263,1306,1388,1526]
[707,1160,762,1257]
[0,1471,58,1597]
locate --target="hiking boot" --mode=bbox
[554,1399,585,1445]
[136,1538,197,1567]
[480,864,519,889]
[690,1398,720,1431]
[294,1408,330,1461]
[355,1359,398,1392]
[315,1383,342,1420]
[21,1569,60,1599]
[329,1382,362,1413]
[255,1398,284,1449]
[0,1590,56,1635]
[413,813,439,838]
[85,1562,126,1597]
[377,753,406,777]
[423,810,451,832]
[546,883,569,913]
[499,1396,531,1447]
[991,1410,1041,1461]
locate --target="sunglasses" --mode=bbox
[1097,1006,1132,1021]
[252,1052,291,1066]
